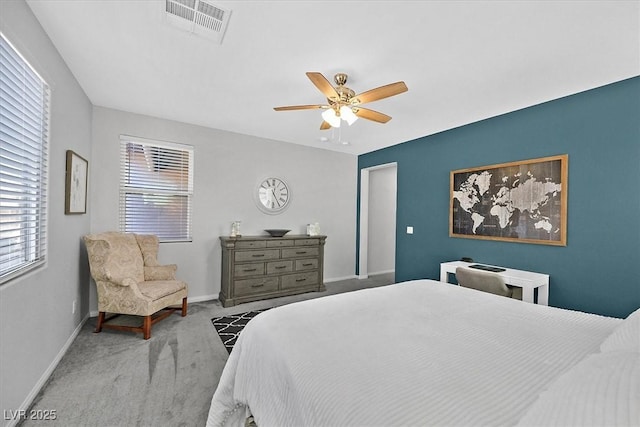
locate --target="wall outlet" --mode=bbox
[406,226,414,234]
[72,300,76,314]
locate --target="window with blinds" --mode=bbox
[119,136,194,242]
[0,34,50,285]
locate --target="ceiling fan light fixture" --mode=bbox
[321,108,341,128]
[340,105,358,126]
[274,72,408,131]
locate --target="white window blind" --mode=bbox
[0,34,50,284]
[119,136,193,242]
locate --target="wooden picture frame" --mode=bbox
[65,150,88,214]
[450,154,568,246]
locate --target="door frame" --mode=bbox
[358,162,397,279]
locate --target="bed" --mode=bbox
[206,279,640,426]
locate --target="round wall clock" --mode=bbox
[255,177,291,214]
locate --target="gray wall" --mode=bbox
[0,1,358,419]
[0,0,93,422]
[90,107,358,310]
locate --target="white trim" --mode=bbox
[358,162,398,279]
[188,294,218,303]
[324,274,357,283]
[359,168,370,278]
[9,315,89,427]
[367,269,395,276]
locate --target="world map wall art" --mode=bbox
[450,154,568,246]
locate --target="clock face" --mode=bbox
[256,177,291,214]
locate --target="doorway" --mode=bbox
[358,163,397,279]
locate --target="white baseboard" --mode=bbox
[368,269,395,276]
[188,294,218,303]
[9,315,89,427]
[324,274,357,283]
[357,270,395,280]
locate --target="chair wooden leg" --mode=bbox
[94,302,187,340]
[143,315,152,340]
[95,312,105,333]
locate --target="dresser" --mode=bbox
[219,235,327,307]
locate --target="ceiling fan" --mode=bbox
[274,72,408,130]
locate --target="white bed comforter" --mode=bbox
[206,279,621,427]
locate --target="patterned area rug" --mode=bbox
[211,310,268,354]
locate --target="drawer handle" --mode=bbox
[296,278,307,282]
[252,254,265,257]
[243,268,258,272]
[251,283,265,288]
[275,265,287,269]
[296,251,307,255]
[302,263,313,267]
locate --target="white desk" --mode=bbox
[440,261,549,305]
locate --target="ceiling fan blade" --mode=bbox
[353,107,392,123]
[320,121,331,130]
[274,104,326,111]
[352,81,408,105]
[306,72,339,100]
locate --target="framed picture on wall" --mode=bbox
[450,154,568,246]
[65,150,88,214]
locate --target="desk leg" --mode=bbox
[440,268,448,283]
[537,284,549,306]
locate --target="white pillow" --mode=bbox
[517,352,640,426]
[600,307,640,353]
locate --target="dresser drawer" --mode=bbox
[234,277,279,296]
[235,249,280,262]
[282,247,319,258]
[267,260,293,274]
[266,240,292,248]
[281,272,319,289]
[234,262,265,277]
[295,238,319,246]
[295,259,318,271]
[235,240,266,249]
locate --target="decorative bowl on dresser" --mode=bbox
[264,229,290,237]
[219,234,327,307]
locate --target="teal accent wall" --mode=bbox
[358,77,640,318]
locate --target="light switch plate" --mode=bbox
[407,226,414,234]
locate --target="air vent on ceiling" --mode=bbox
[165,0,231,44]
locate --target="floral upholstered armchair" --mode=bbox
[83,232,188,339]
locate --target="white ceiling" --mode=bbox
[26,0,640,155]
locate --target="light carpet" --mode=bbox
[19,273,394,426]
